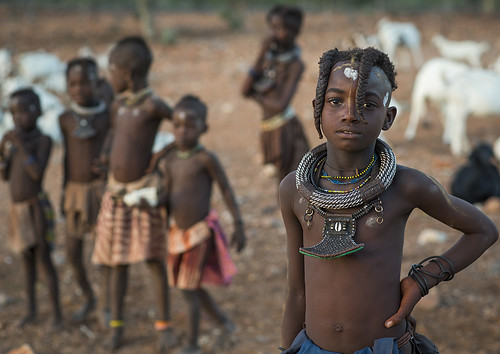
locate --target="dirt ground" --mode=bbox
[0,6,499,354]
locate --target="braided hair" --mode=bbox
[313,47,397,138]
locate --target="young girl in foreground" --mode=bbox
[279,47,498,353]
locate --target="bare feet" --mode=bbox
[16,313,37,328]
[45,316,64,334]
[106,327,124,351]
[51,316,64,329]
[178,344,202,354]
[157,328,179,352]
[213,319,237,350]
[72,297,96,323]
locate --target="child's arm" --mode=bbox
[279,172,306,348]
[241,35,274,97]
[58,113,69,214]
[385,167,498,329]
[154,147,176,209]
[0,134,12,180]
[94,100,119,176]
[7,131,52,182]
[205,151,246,252]
[251,59,304,113]
[152,96,173,121]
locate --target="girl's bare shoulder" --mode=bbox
[392,164,445,199]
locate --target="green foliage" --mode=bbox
[6,0,500,13]
[219,6,244,30]
[160,27,179,45]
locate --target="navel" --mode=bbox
[332,323,344,332]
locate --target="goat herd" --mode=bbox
[347,17,500,158]
[345,17,500,205]
[1,16,500,204]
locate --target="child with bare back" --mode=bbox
[154,95,246,354]
[58,57,110,322]
[0,88,62,328]
[279,47,498,353]
[241,4,309,183]
[90,36,175,350]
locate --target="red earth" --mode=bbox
[0,7,499,354]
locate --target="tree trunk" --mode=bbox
[136,0,156,40]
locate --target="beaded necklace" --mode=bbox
[70,100,106,139]
[296,139,396,210]
[252,45,301,94]
[176,144,203,159]
[122,87,153,106]
[318,154,377,186]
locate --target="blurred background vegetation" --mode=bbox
[3,0,499,41]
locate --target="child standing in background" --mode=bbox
[90,36,176,350]
[242,4,309,184]
[155,95,246,353]
[0,88,62,328]
[59,57,111,322]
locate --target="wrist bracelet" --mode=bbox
[278,346,286,351]
[249,68,261,80]
[23,155,36,166]
[408,255,455,297]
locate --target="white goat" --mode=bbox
[0,48,13,81]
[494,136,500,162]
[17,50,66,83]
[492,55,500,74]
[404,58,470,142]
[431,34,490,68]
[377,18,423,70]
[445,68,500,156]
[78,45,111,75]
[351,32,381,49]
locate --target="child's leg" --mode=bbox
[146,259,178,350]
[146,259,170,322]
[181,289,202,350]
[108,264,128,350]
[199,288,236,350]
[66,236,96,321]
[34,204,62,327]
[97,265,111,329]
[199,288,234,329]
[18,247,37,327]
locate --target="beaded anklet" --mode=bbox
[154,320,172,331]
[109,319,124,328]
[408,255,455,296]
